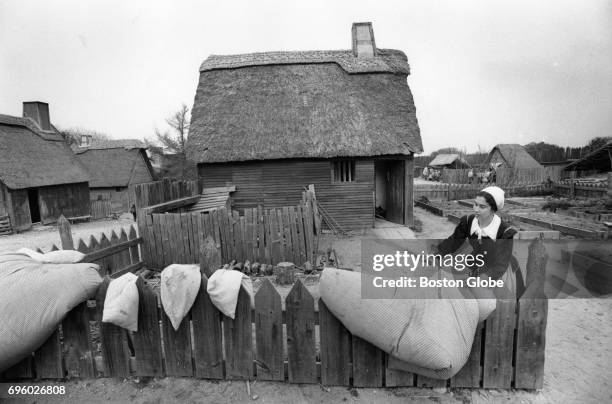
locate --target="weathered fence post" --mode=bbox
[58,215,74,250]
[569,171,576,198]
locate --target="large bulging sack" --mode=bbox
[160,264,201,330]
[320,268,483,379]
[102,273,139,332]
[207,268,254,319]
[0,252,101,373]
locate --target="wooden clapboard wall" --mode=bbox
[197,158,375,231]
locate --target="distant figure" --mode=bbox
[467,168,474,184]
[422,166,429,179]
[130,204,137,221]
[490,167,497,183]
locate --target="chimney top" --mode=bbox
[23,101,51,131]
[352,22,377,59]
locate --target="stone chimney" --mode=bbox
[352,22,377,59]
[23,101,51,131]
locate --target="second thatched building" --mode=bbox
[186,23,423,230]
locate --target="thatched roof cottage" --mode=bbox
[486,144,543,169]
[186,23,423,230]
[428,154,470,169]
[0,102,91,232]
[72,138,156,212]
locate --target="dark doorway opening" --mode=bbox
[374,160,404,224]
[27,188,41,223]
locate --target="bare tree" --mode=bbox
[147,104,196,179]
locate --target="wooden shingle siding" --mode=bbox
[38,182,90,224]
[198,159,375,230]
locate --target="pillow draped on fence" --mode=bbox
[207,268,254,319]
[160,264,201,330]
[0,252,101,373]
[320,268,492,380]
[102,272,139,332]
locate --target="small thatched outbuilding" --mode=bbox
[0,102,91,231]
[428,154,470,169]
[186,23,423,229]
[486,144,543,169]
[72,138,156,212]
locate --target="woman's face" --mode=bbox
[473,196,493,220]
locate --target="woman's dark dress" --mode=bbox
[437,214,524,295]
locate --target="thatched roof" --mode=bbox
[73,141,152,187]
[564,140,612,171]
[187,48,422,163]
[486,144,543,169]
[0,114,90,189]
[428,153,469,168]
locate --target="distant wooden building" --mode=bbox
[186,23,423,230]
[428,153,470,169]
[486,144,543,169]
[564,140,612,172]
[73,138,156,212]
[0,102,90,231]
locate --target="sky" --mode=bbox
[1,0,611,154]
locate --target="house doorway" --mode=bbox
[27,188,41,223]
[374,160,404,224]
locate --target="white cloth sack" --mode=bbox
[0,252,101,373]
[17,248,85,264]
[207,268,254,319]
[102,273,139,332]
[320,268,483,380]
[160,264,201,330]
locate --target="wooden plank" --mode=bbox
[254,279,284,381]
[118,229,131,267]
[232,211,241,262]
[245,208,254,262]
[385,355,415,387]
[352,336,383,387]
[160,301,193,377]
[109,230,120,275]
[286,280,317,383]
[98,233,112,277]
[33,329,63,379]
[451,321,484,388]
[263,209,271,263]
[1,356,33,379]
[514,298,547,389]
[239,215,246,264]
[128,226,139,264]
[192,274,224,379]
[171,213,182,264]
[319,300,351,386]
[223,285,253,379]
[270,210,281,265]
[58,215,74,250]
[296,206,307,266]
[158,214,171,268]
[257,206,265,262]
[140,195,201,215]
[303,200,314,264]
[96,278,131,377]
[133,277,164,377]
[225,208,236,261]
[211,209,224,262]
[416,373,447,388]
[62,302,95,378]
[276,209,286,262]
[482,299,517,388]
[288,207,300,265]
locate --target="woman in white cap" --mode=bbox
[437,186,524,295]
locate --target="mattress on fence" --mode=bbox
[0,253,102,373]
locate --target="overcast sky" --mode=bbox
[1,0,610,154]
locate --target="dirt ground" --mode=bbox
[2,206,611,404]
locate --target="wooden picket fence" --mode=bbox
[415,183,553,201]
[132,178,198,210]
[139,198,320,270]
[0,240,547,389]
[441,167,563,185]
